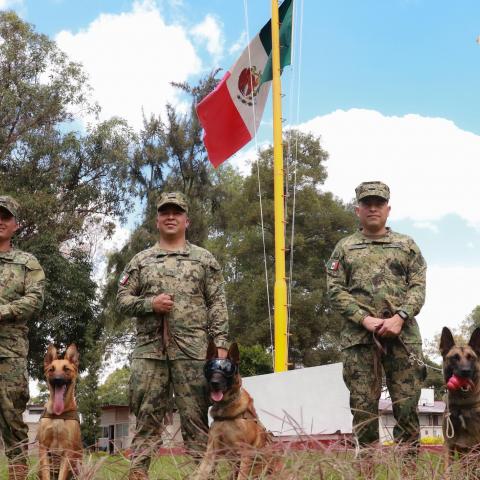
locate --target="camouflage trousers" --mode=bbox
[342,340,426,446]
[129,358,209,474]
[0,357,30,465]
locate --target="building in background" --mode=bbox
[379,388,445,443]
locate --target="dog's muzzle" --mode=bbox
[50,377,70,388]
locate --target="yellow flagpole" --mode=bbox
[271,0,288,372]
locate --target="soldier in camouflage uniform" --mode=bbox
[0,196,45,480]
[117,192,229,480]
[326,182,426,448]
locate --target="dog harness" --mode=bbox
[40,410,80,422]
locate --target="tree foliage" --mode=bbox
[0,12,134,381]
[238,345,273,377]
[209,130,357,367]
[97,366,130,406]
[0,11,96,161]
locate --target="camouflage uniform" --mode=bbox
[326,183,426,446]
[0,196,45,469]
[116,193,229,475]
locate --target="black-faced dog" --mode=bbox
[194,341,281,479]
[440,327,480,470]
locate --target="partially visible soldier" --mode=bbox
[116,192,229,480]
[0,196,45,480]
[326,181,426,451]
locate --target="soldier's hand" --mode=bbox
[377,315,404,338]
[152,293,174,314]
[362,316,384,333]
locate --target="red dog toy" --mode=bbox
[447,374,474,391]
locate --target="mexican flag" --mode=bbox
[196,0,293,168]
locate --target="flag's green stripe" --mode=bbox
[259,0,294,85]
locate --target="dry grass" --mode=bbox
[9,442,480,479]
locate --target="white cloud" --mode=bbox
[418,265,480,342]
[191,14,224,62]
[229,31,247,56]
[227,141,269,176]
[55,0,202,130]
[298,109,480,226]
[91,222,131,286]
[0,0,23,8]
[412,221,439,234]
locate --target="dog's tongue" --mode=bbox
[53,385,66,415]
[211,391,224,402]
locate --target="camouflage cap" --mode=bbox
[156,192,189,213]
[0,195,20,218]
[355,181,390,202]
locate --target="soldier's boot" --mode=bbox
[7,464,28,480]
[128,468,150,480]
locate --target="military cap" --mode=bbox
[156,192,189,213]
[355,181,390,202]
[0,195,20,218]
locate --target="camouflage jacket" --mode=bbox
[0,249,45,357]
[116,241,229,360]
[326,229,426,349]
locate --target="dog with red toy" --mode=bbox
[440,326,480,470]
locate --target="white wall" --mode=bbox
[242,363,353,436]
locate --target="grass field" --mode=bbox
[7,445,480,480]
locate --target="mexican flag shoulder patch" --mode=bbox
[326,259,340,272]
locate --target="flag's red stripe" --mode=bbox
[196,72,251,168]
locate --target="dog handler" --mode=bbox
[326,182,426,450]
[117,192,229,480]
[0,196,45,480]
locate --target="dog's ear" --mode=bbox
[206,339,218,360]
[469,328,480,356]
[228,342,240,365]
[44,344,58,369]
[440,327,456,358]
[65,344,80,368]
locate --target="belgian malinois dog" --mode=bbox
[37,344,82,480]
[194,341,281,480]
[440,327,480,470]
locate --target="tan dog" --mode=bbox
[37,344,82,480]
[194,341,281,480]
[440,327,480,471]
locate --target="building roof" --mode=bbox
[379,398,445,414]
[100,404,129,410]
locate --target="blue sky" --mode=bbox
[4,0,480,343]
[17,1,480,132]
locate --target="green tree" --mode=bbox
[24,243,102,379]
[0,12,135,381]
[30,381,49,405]
[0,11,96,161]
[459,305,480,338]
[98,366,130,406]
[238,345,273,377]
[423,356,444,400]
[216,130,357,367]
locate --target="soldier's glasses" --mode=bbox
[204,359,238,379]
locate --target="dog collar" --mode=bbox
[40,410,80,422]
